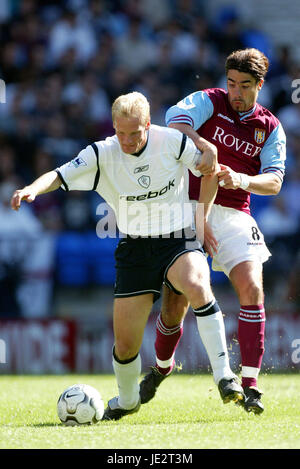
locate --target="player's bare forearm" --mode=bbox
[198,169,219,220]
[246,173,282,195]
[29,170,61,195]
[11,170,61,211]
[218,164,282,195]
[168,123,218,175]
[195,171,219,256]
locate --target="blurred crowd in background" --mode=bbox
[0,0,299,318]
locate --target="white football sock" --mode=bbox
[112,352,141,409]
[194,301,236,385]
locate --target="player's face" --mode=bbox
[227,69,263,112]
[114,116,150,154]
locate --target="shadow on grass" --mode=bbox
[30,423,61,427]
[0,422,60,428]
[27,419,209,428]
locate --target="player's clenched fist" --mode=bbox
[10,187,36,211]
[218,164,246,190]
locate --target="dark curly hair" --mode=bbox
[225,48,269,82]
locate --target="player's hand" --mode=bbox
[196,142,218,175]
[10,187,37,211]
[203,221,218,258]
[217,164,241,190]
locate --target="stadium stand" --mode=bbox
[0,0,299,318]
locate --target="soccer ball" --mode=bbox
[57,383,104,426]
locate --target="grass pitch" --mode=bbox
[0,373,299,449]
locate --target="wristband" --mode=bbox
[238,173,250,190]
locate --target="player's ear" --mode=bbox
[257,79,264,91]
[145,120,151,130]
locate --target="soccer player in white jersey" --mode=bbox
[140,49,286,414]
[11,92,244,421]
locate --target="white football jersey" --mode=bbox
[56,124,202,236]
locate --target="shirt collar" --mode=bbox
[238,104,257,120]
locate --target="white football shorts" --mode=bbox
[198,203,271,277]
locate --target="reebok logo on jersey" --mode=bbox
[134,164,149,174]
[120,179,175,201]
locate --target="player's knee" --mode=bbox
[114,341,138,362]
[182,278,212,306]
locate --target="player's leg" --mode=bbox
[166,251,244,402]
[139,288,189,404]
[113,294,154,361]
[208,205,270,413]
[103,293,153,420]
[229,260,265,414]
[155,286,189,374]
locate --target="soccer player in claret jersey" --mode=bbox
[140,48,286,414]
[11,92,244,421]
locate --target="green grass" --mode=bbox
[0,373,299,449]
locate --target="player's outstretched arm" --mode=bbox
[169,123,217,176]
[11,170,61,211]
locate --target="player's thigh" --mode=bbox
[166,251,213,307]
[113,294,153,358]
[229,260,264,303]
[161,285,189,326]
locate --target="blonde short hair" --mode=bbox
[112,92,150,126]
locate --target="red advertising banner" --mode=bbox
[0,319,76,373]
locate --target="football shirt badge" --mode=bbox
[138,175,151,188]
[254,128,266,144]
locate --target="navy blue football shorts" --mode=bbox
[114,229,205,303]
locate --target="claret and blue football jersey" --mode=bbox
[166,88,286,214]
